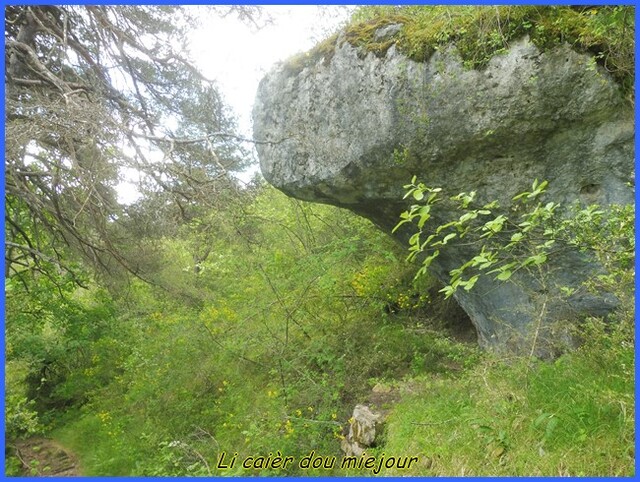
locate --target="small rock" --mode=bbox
[340,404,385,457]
[373,23,402,41]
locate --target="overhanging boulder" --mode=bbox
[252,31,634,356]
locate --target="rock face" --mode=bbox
[253,32,634,356]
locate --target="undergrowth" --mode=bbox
[375,176,635,476]
[6,183,634,476]
[8,185,477,476]
[378,316,634,476]
[8,185,635,476]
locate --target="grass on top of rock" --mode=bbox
[284,6,634,98]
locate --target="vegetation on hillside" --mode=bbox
[5,5,635,477]
[6,181,479,475]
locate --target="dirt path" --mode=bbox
[10,437,81,476]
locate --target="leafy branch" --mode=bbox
[394,177,632,299]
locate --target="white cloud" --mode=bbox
[189,6,354,137]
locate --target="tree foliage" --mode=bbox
[5,5,250,285]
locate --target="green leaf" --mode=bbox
[459,211,478,223]
[417,205,431,228]
[464,275,479,291]
[442,232,457,244]
[488,262,517,275]
[519,221,532,232]
[545,416,558,439]
[420,234,436,249]
[533,412,550,428]
[532,253,547,265]
[524,253,547,266]
[422,249,440,269]
[436,221,457,233]
[512,191,530,201]
[392,219,410,233]
[417,215,430,229]
[439,285,456,298]
[479,260,495,270]
[484,215,506,233]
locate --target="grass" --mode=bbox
[50,316,633,476]
[284,6,634,97]
[376,318,634,476]
[21,309,635,477]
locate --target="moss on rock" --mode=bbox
[282,33,340,76]
[283,6,634,97]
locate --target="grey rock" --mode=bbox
[253,36,634,356]
[373,23,402,41]
[340,404,384,457]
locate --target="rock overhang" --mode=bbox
[252,26,634,356]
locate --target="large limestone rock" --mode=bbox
[253,31,634,356]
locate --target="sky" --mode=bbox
[189,6,354,137]
[118,6,354,203]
